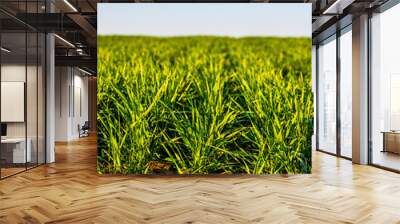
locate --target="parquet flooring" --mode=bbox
[1,136,400,223]
[0,167,26,178]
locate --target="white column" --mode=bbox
[46,32,55,163]
[352,14,369,164]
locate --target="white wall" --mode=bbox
[55,66,70,141]
[1,64,25,81]
[1,65,35,138]
[72,73,89,138]
[55,67,89,141]
[1,65,26,141]
[1,63,46,164]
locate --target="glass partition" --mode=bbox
[0,31,27,177]
[317,35,337,154]
[27,0,36,170]
[27,30,38,169]
[38,32,45,165]
[371,4,400,171]
[0,2,46,179]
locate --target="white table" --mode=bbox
[1,138,31,163]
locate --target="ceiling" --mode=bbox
[0,0,394,72]
[311,0,390,43]
[0,0,98,73]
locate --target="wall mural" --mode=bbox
[97,4,313,175]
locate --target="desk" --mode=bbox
[1,138,31,163]
[382,131,400,154]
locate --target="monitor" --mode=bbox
[1,123,7,137]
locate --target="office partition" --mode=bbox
[0,31,28,177]
[0,1,47,179]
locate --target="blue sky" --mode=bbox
[98,3,311,37]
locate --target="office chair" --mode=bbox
[79,121,90,138]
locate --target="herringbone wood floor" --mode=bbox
[1,136,400,224]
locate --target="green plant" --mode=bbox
[97,36,313,174]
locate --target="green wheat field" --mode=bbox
[97,36,313,175]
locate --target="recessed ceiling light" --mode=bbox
[1,47,11,53]
[78,67,93,76]
[322,0,354,15]
[54,34,75,48]
[63,0,78,12]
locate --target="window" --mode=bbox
[339,27,352,158]
[370,3,400,171]
[317,35,337,154]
